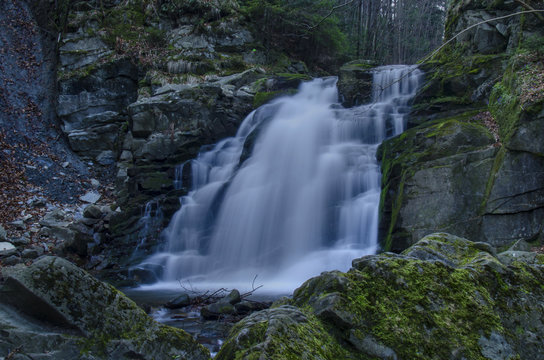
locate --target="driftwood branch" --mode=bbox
[514,0,544,22]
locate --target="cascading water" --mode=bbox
[140,65,422,293]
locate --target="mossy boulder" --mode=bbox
[0,256,209,360]
[219,233,544,359]
[216,305,350,360]
[337,60,378,107]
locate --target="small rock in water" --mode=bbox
[80,191,101,204]
[201,302,236,320]
[223,289,241,305]
[62,161,70,168]
[165,293,192,309]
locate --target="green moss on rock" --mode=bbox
[216,305,350,360]
[218,233,544,359]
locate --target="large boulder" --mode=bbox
[0,256,209,360]
[218,233,544,359]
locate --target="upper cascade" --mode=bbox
[139,65,423,293]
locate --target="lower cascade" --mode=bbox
[140,65,423,293]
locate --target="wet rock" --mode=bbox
[223,289,241,305]
[129,265,162,284]
[165,293,192,309]
[337,60,378,107]
[234,301,268,315]
[201,302,236,320]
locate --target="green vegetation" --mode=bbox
[240,0,348,70]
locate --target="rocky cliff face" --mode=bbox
[379,0,544,252]
[47,0,312,280]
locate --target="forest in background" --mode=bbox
[241,0,447,68]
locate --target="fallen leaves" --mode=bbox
[472,111,501,145]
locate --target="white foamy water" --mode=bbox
[136,65,422,294]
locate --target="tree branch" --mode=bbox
[305,0,356,31]
[376,9,544,95]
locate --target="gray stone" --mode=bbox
[223,289,241,305]
[79,191,101,204]
[10,220,25,230]
[0,242,17,257]
[96,150,116,165]
[201,302,236,319]
[348,332,398,360]
[509,118,544,155]
[485,151,544,214]
[10,236,31,246]
[61,224,94,256]
[21,248,40,259]
[0,225,7,241]
[497,251,538,266]
[90,178,100,188]
[119,150,133,162]
[478,331,514,360]
[83,204,103,219]
[0,256,209,359]
[508,239,533,252]
[2,254,21,266]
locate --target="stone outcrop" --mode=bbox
[217,233,544,359]
[0,256,209,360]
[337,60,378,107]
[379,0,544,251]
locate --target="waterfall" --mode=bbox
[140,65,423,293]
